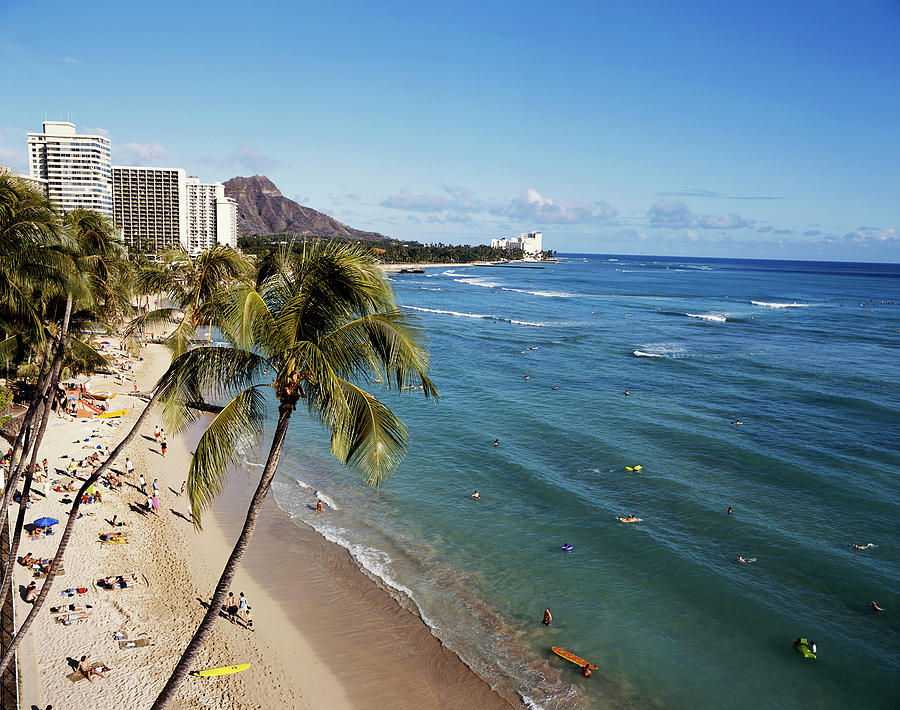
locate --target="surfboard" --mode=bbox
[190,663,251,677]
[551,646,598,670]
[97,409,128,419]
[618,517,642,523]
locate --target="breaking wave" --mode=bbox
[685,313,727,322]
[403,305,554,327]
[751,301,813,308]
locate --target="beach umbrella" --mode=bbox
[32,517,59,527]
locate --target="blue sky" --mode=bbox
[2,0,898,261]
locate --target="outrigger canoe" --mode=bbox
[97,409,128,419]
[552,646,598,670]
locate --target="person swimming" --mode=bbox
[582,663,592,678]
[492,439,500,446]
[471,490,480,500]
[853,543,874,550]
[542,607,552,625]
[624,391,631,396]
[872,601,885,612]
[561,543,573,551]
[729,420,743,425]
[552,386,559,390]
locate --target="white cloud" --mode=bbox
[59,56,83,65]
[647,200,692,229]
[115,141,169,166]
[843,227,896,243]
[488,188,617,224]
[201,146,281,174]
[696,213,753,229]
[82,125,111,138]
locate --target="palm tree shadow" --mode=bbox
[170,509,190,522]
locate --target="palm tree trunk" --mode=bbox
[0,344,65,611]
[150,404,293,709]
[0,331,57,521]
[0,382,156,677]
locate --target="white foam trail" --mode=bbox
[454,277,501,288]
[520,694,548,710]
[501,287,576,298]
[241,459,264,469]
[295,479,339,510]
[685,313,727,322]
[403,306,554,327]
[751,301,812,308]
[633,350,664,358]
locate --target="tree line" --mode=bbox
[239,234,556,262]
[0,174,437,707]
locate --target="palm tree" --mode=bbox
[150,242,437,708]
[128,245,251,358]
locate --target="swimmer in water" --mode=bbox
[523,376,530,380]
[729,420,743,425]
[471,490,480,500]
[727,507,733,515]
[872,601,884,612]
[542,608,552,625]
[552,386,559,390]
[492,439,499,446]
[624,391,631,396]
[853,543,874,550]
[582,663,592,678]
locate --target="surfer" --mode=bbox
[872,601,884,613]
[582,663,592,678]
[471,490,480,500]
[542,608,552,625]
[853,543,874,550]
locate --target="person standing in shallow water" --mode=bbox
[542,608,552,625]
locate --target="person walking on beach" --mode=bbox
[178,481,185,497]
[239,592,249,622]
[125,457,134,477]
[138,474,146,494]
[160,433,167,457]
[542,608,552,625]
[152,478,159,495]
[154,425,160,440]
[226,592,238,623]
[151,494,159,515]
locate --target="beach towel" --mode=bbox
[67,662,109,683]
[118,637,151,650]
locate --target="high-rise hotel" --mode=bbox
[25,120,237,256]
[27,121,113,216]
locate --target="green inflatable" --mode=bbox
[793,637,816,659]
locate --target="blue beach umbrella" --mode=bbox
[32,517,59,527]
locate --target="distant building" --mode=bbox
[27,121,113,216]
[492,231,543,257]
[112,166,187,254]
[185,177,237,254]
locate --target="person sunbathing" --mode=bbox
[77,656,105,682]
[24,582,39,602]
[20,553,37,568]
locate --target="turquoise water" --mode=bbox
[263,255,899,709]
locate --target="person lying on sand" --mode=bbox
[77,656,105,682]
[24,582,38,603]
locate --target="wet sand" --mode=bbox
[203,464,518,709]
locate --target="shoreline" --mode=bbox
[11,341,516,709]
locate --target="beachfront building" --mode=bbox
[27,121,113,216]
[112,166,187,253]
[185,177,238,254]
[492,231,543,257]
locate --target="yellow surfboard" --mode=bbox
[97,409,128,419]
[551,646,598,670]
[190,663,251,677]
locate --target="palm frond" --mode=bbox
[329,380,409,486]
[122,308,186,340]
[187,385,268,528]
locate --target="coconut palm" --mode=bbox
[149,242,437,708]
[128,245,251,358]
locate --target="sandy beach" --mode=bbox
[10,342,515,709]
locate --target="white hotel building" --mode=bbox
[27,121,113,217]
[112,166,187,253]
[492,231,543,257]
[185,177,237,254]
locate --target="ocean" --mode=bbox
[258,255,899,709]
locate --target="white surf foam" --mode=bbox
[685,313,727,322]
[403,306,555,327]
[751,300,813,308]
[454,276,502,288]
[294,479,339,510]
[501,287,576,298]
[633,350,664,358]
